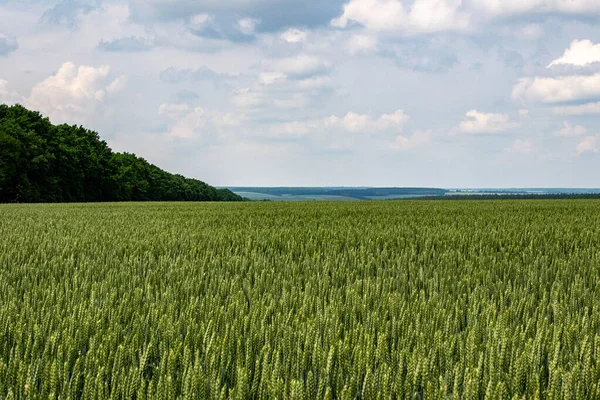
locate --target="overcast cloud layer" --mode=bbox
[1,0,600,187]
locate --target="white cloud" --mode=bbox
[553,102,600,115]
[576,135,599,155]
[0,32,18,56]
[189,14,210,28]
[230,87,263,108]
[98,36,155,52]
[26,62,117,125]
[268,55,330,78]
[549,40,600,67]
[230,65,334,112]
[346,34,378,55]
[281,28,307,43]
[335,112,372,132]
[455,110,518,134]
[270,109,410,137]
[106,75,128,94]
[237,18,259,35]
[512,74,600,104]
[326,109,410,133]
[390,129,432,151]
[379,109,411,127]
[273,94,310,109]
[332,0,470,33]
[332,0,404,30]
[507,139,534,155]
[0,79,24,105]
[296,76,333,90]
[516,24,545,40]
[518,109,529,117]
[332,0,600,36]
[470,0,600,16]
[159,103,240,139]
[556,121,587,137]
[159,104,208,139]
[408,0,470,32]
[508,40,600,107]
[259,72,287,85]
[158,103,191,119]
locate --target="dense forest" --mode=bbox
[0,104,243,203]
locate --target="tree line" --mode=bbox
[0,104,243,203]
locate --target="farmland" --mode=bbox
[1,200,600,399]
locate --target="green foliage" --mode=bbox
[1,200,600,399]
[0,104,243,203]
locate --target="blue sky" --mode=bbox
[1,0,600,187]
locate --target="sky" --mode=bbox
[1,0,600,188]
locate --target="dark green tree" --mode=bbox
[0,104,243,203]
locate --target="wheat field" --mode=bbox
[1,200,599,399]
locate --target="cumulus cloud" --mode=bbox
[159,104,210,139]
[389,130,432,151]
[455,110,518,134]
[230,87,264,108]
[549,40,600,67]
[281,28,308,43]
[129,0,346,32]
[267,55,331,79]
[106,75,128,94]
[0,80,24,105]
[335,112,375,132]
[175,89,200,103]
[501,24,545,40]
[40,0,100,28]
[384,38,459,73]
[27,62,124,125]
[0,33,18,56]
[271,109,409,137]
[228,62,336,112]
[512,74,600,104]
[189,13,211,29]
[98,36,155,52]
[556,121,587,137]
[159,66,235,84]
[332,0,600,37]
[259,72,287,85]
[296,76,334,91]
[553,102,600,115]
[471,0,600,16]
[332,0,470,33]
[506,139,534,155]
[346,34,378,55]
[514,40,600,105]
[273,94,311,109]
[338,109,410,132]
[158,103,241,139]
[497,47,524,70]
[236,18,260,35]
[576,135,599,155]
[184,13,258,42]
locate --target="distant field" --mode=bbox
[227,187,600,201]
[234,192,359,201]
[227,187,448,201]
[2,200,600,398]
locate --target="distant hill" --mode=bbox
[0,104,243,203]
[225,187,600,201]
[225,187,448,201]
